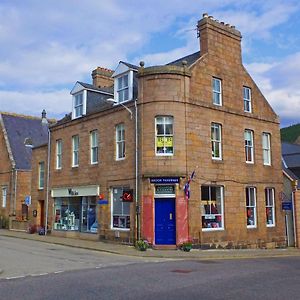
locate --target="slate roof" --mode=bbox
[1,113,49,170]
[167,51,201,67]
[77,82,113,94]
[119,61,139,70]
[282,142,300,168]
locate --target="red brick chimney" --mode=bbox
[91,67,114,88]
[197,13,242,63]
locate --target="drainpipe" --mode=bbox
[292,180,298,247]
[14,169,18,216]
[45,128,51,235]
[135,98,140,240]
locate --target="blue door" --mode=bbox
[155,198,176,245]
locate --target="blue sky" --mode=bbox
[0,0,299,127]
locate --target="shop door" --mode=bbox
[155,198,176,245]
[38,200,45,227]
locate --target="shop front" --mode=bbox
[142,177,189,246]
[51,185,99,235]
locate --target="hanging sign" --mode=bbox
[122,189,134,202]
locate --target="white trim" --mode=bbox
[56,139,62,170]
[262,132,271,166]
[2,187,7,208]
[212,77,222,106]
[211,122,222,160]
[155,116,174,156]
[243,86,252,113]
[246,187,257,228]
[72,135,79,167]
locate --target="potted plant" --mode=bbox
[180,241,193,252]
[135,240,149,251]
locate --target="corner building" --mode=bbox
[31,14,285,248]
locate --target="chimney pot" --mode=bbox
[203,13,208,18]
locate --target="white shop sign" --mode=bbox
[51,185,100,198]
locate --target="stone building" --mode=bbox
[0,112,49,230]
[30,14,285,248]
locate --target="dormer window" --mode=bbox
[71,90,87,119]
[112,62,137,104]
[117,74,129,103]
[74,93,83,117]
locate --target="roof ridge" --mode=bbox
[0,111,56,122]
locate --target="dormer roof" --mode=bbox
[112,61,139,78]
[70,81,113,95]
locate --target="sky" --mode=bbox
[0,0,299,127]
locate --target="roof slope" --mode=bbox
[167,51,201,67]
[1,113,48,170]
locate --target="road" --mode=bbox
[0,236,300,299]
[0,235,163,279]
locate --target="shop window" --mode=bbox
[116,124,125,160]
[2,187,7,208]
[72,135,79,167]
[244,129,254,163]
[243,86,252,113]
[155,116,174,155]
[246,187,256,228]
[111,187,130,229]
[90,130,99,164]
[211,123,222,160]
[265,188,275,227]
[54,198,81,231]
[262,132,271,166]
[38,161,45,189]
[201,186,224,230]
[212,77,222,106]
[56,139,62,169]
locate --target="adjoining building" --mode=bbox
[282,142,300,247]
[0,111,49,230]
[30,13,286,248]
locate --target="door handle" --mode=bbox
[169,213,173,220]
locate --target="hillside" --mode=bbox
[281,123,300,143]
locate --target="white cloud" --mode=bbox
[246,53,300,126]
[0,90,69,119]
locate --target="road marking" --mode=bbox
[54,271,64,274]
[6,275,25,280]
[31,273,48,277]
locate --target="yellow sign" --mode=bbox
[157,137,173,147]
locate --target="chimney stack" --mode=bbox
[197,13,242,63]
[91,67,114,88]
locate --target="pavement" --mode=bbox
[1,229,300,262]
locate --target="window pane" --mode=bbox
[156,116,174,155]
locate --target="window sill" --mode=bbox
[55,168,62,171]
[247,226,257,229]
[263,163,272,167]
[38,188,44,191]
[245,161,254,165]
[90,162,99,166]
[72,166,79,169]
[116,157,126,161]
[212,158,223,163]
[267,224,275,228]
[156,154,174,157]
[202,228,224,232]
[110,227,130,231]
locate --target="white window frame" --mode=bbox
[114,71,133,104]
[212,78,222,106]
[116,124,125,160]
[56,139,62,170]
[155,116,174,156]
[110,187,130,231]
[38,162,45,190]
[201,185,224,231]
[262,132,271,166]
[243,86,252,113]
[246,187,257,228]
[2,187,7,208]
[72,135,79,167]
[90,130,99,164]
[265,188,275,227]
[72,90,87,119]
[211,123,222,160]
[245,129,254,163]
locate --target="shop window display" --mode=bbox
[112,187,130,229]
[201,186,224,230]
[54,197,97,233]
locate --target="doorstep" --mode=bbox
[152,245,177,250]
